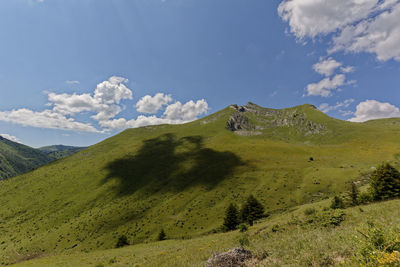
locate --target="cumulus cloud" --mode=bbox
[349,100,400,122]
[278,0,400,61]
[0,109,99,132]
[0,134,22,143]
[331,3,400,61]
[278,0,379,39]
[0,76,209,133]
[136,93,173,114]
[306,74,346,97]
[313,58,342,76]
[319,99,354,113]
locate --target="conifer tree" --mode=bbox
[223,203,240,231]
[330,195,345,209]
[240,195,264,226]
[350,182,359,206]
[158,229,166,241]
[370,163,400,200]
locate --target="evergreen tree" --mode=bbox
[330,195,345,209]
[240,195,264,226]
[158,229,166,241]
[115,235,129,248]
[350,182,359,206]
[223,203,240,231]
[370,163,400,200]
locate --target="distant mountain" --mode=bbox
[0,136,53,180]
[38,145,86,160]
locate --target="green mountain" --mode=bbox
[0,136,53,180]
[38,145,86,160]
[1,103,400,265]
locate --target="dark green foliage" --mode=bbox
[239,223,248,232]
[358,192,373,204]
[158,229,166,241]
[115,235,129,248]
[350,182,359,206]
[321,210,345,227]
[370,163,400,200]
[330,196,345,209]
[223,204,240,231]
[240,195,265,226]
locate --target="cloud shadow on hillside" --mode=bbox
[103,133,245,196]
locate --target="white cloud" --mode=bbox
[319,99,354,113]
[278,0,379,39]
[349,100,400,122]
[340,66,355,73]
[0,76,209,133]
[0,109,99,132]
[136,93,173,114]
[93,76,132,105]
[313,58,342,76]
[163,99,209,121]
[332,3,400,61]
[306,74,346,97]
[0,134,22,143]
[65,80,80,85]
[278,0,400,61]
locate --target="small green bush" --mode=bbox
[239,223,248,232]
[321,210,345,227]
[304,207,316,215]
[115,235,129,248]
[358,192,373,204]
[157,229,166,241]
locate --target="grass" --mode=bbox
[2,103,400,265]
[13,198,400,266]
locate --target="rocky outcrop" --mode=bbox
[227,102,329,136]
[226,112,254,131]
[206,247,253,267]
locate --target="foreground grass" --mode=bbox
[14,199,400,266]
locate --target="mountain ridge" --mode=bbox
[1,102,399,265]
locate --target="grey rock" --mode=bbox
[206,247,253,267]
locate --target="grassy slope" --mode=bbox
[0,137,53,180]
[1,104,400,265]
[13,199,400,266]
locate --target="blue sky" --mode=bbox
[0,0,399,147]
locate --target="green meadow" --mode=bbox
[1,103,400,266]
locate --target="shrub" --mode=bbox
[223,203,240,231]
[356,223,400,265]
[370,163,400,200]
[240,195,265,226]
[330,196,345,209]
[321,210,345,227]
[115,235,129,248]
[239,223,248,232]
[157,229,166,241]
[304,207,316,215]
[350,182,359,206]
[271,224,280,232]
[358,192,373,204]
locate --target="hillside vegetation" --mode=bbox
[13,198,400,266]
[38,145,86,160]
[1,103,400,265]
[0,137,53,180]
